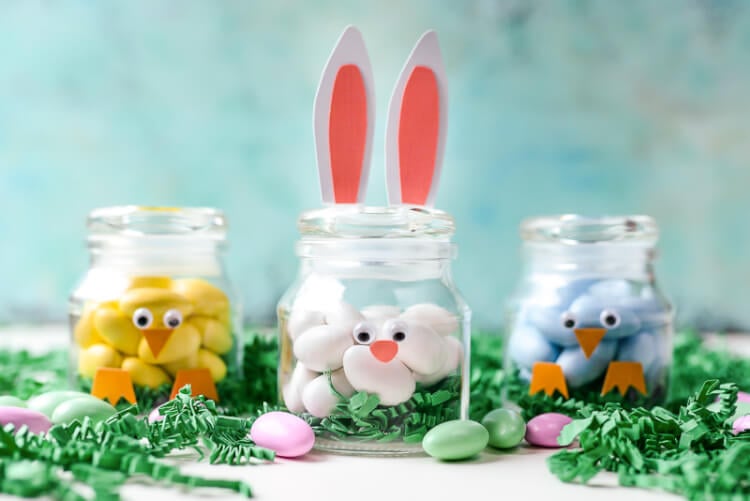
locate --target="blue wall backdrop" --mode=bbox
[0,0,748,329]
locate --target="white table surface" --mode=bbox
[2,326,748,501]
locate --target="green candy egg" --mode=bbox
[481,408,526,449]
[0,396,26,408]
[422,420,489,460]
[50,396,117,425]
[27,391,91,418]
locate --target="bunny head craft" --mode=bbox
[279,27,466,424]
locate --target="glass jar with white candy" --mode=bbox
[505,215,674,409]
[277,206,470,455]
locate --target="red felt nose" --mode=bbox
[370,340,398,363]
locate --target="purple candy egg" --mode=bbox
[525,412,573,448]
[0,406,52,434]
[733,415,750,435]
[250,411,315,458]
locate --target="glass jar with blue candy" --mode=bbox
[505,215,673,407]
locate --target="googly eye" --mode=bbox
[352,322,375,345]
[132,308,153,329]
[386,320,409,342]
[560,311,577,329]
[600,309,621,328]
[163,309,183,329]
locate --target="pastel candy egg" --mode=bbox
[525,413,573,448]
[616,331,657,372]
[388,320,446,376]
[50,396,117,425]
[282,362,318,413]
[567,294,642,339]
[556,339,617,388]
[738,391,750,403]
[250,411,315,458]
[323,302,364,329]
[128,276,172,289]
[0,407,52,434]
[171,279,230,317]
[137,322,201,364]
[733,415,750,435]
[525,306,579,347]
[400,304,459,336]
[148,404,166,423]
[508,324,560,370]
[192,316,233,354]
[293,324,352,372]
[197,349,227,382]
[481,408,526,449]
[361,305,401,320]
[301,369,355,418]
[0,396,26,407]
[93,305,142,355]
[74,303,107,348]
[587,279,637,298]
[78,344,123,379]
[162,351,199,377]
[343,345,415,406]
[422,420,489,460]
[413,336,462,386]
[27,391,91,417]
[287,310,325,341]
[119,288,194,318]
[122,357,171,389]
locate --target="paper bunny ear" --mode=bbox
[313,26,375,204]
[385,30,447,207]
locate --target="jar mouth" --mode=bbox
[87,206,226,240]
[298,205,455,239]
[521,215,658,245]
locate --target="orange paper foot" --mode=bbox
[170,368,219,401]
[574,328,607,359]
[601,361,647,396]
[529,362,569,399]
[91,367,137,405]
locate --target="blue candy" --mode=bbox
[508,324,560,371]
[556,339,617,388]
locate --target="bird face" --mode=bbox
[119,288,194,357]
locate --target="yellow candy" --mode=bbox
[78,344,123,379]
[93,305,142,355]
[161,351,199,377]
[197,349,227,382]
[192,316,233,355]
[127,276,173,290]
[171,279,230,317]
[73,303,107,348]
[119,288,194,319]
[137,323,201,364]
[122,357,171,389]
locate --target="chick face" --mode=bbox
[119,288,194,358]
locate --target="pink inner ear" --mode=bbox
[329,64,367,203]
[398,66,439,206]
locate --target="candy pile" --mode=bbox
[509,278,671,396]
[74,277,233,390]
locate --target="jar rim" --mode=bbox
[87,206,226,240]
[521,215,658,245]
[298,205,455,239]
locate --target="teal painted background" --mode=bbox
[1,1,748,329]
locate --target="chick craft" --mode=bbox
[74,277,233,403]
[283,302,462,418]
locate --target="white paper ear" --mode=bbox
[384,30,448,207]
[313,26,375,204]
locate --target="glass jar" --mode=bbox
[69,206,241,408]
[505,215,673,409]
[277,206,470,455]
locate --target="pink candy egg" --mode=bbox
[250,411,315,458]
[148,405,165,424]
[733,415,750,435]
[524,412,572,448]
[0,406,53,434]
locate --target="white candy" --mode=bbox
[324,302,364,328]
[387,320,446,376]
[301,370,355,418]
[400,303,459,336]
[414,336,462,385]
[362,305,401,320]
[556,339,617,388]
[343,345,416,406]
[287,310,325,341]
[282,363,318,413]
[508,324,560,370]
[293,324,353,372]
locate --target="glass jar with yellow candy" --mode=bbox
[69,206,240,407]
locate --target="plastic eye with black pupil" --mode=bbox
[560,311,577,329]
[163,309,183,329]
[599,309,621,328]
[392,331,406,342]
[132,307,153,329]
[356,332,371,343]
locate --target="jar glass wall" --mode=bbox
[278,206,470,455]
[505,215,673,409]
[69,206,241,408]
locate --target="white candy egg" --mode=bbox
[387,321,446,376]
[301,370,355,418]
[282,363,318,413]
[400,304,459,336]
[343,345,416,406]
[324,302,364,328]
[413,336,463,385]
[287,310,325,341]
[293,324,353,372]
[361,305,401,320]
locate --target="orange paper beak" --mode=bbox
[370,340,398,363]
[574,328,607,359]
[143,329,173,357]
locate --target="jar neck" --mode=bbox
[522,242,657,281]
[89,236,226,276]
